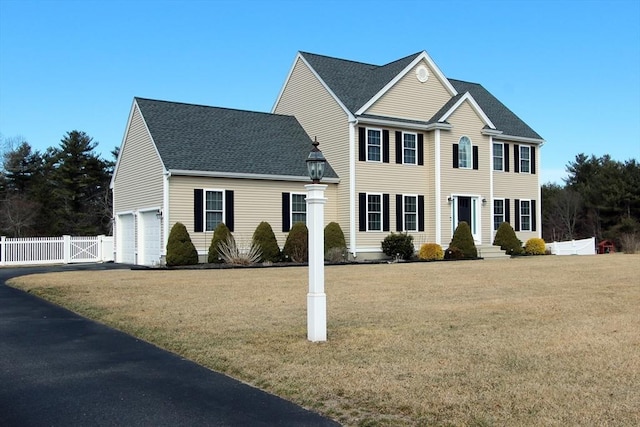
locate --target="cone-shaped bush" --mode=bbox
[525,237,546,255]
[493,222,523,255]
[449,221,477,259]
[208,222,234,263]
[283,222,308,263]
[166,222,199,266]
[324,222,346,254]
[381,232,415,260]
[252,221,280,262]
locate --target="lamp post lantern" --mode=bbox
[305,137,327,342]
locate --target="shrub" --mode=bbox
[418,243,444,261]
[444,246,464,260]
[218,235,262,265]
[325,247,346,263]
[208,223,234,263]
[166,222,199,266]
[525,237,546,255]
[619,233,640,254]
[381,232,415,260]
[283,222,308,263]
[493,222,523,255]
[252,221,280,262]
[324,222,346,255]
[449,221,477,259]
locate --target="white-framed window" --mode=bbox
[520,145,531,173]
[459,136,472,168]
[493,143,503,171]
[367,128,382,162]
[291,193,306,225]
[367,193,382,231]
[205,190,224,231]
[403,132,417,165]
[520,200,531,231]
[403,195,418,231]
[493,199,504,231]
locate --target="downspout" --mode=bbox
[349,118,358,258]
[489,135,494,245]
[162,170,171,258]
[537,144,542,239]
[435,129,442,245]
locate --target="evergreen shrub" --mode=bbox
[418,243,444,261]
[493,222,523,255]
[444,246,464,260]
[283,222,308,263]
[208,223,234,263]
[324,222,346,255]
[525,237,546,255]
[449,221,477,259]
[252,221,280,262]
[166,222,199,266]
[381,232,415,260]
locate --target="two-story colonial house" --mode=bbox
[111,50,543,265]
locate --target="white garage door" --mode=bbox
[139,211,161,266]
[118,214,135,264]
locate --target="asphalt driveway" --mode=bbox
[0,264,339,426]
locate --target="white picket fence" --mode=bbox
[0,235,114,266]
[545,237,596,256]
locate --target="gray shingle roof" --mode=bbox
[135,97,337,179]
[300,52,543,141]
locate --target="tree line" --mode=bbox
[0,131,116,237]
[542,153,640,249]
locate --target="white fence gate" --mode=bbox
[546,237,596,256]
[0,235,114,266]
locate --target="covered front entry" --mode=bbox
[451,195,481,243]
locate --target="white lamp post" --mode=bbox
[305,137,327,342]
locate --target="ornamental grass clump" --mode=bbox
[283,222,308,263]
[208,223,234,263]
[493,222,524,255]
[418,243,444,261]
[525,237,546,255]
[448,221,477,259]
[251,221,280,263]
[381,232,415,260]
[165,222,199,266]
[218,235,262,265]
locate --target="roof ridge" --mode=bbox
[134,97,294,118]
[299,51,378,68]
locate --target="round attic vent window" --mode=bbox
[416,65,429,83]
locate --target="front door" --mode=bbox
[452,196,481,243]
[458,196,472,226]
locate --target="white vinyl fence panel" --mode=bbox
[546,237,596,256]
[0,235,114,266]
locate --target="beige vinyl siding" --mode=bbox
[355,126,430,249]
[439,101,492,244]
[168,176,338,253]
[113,104,164,213]
[424,132,437,244]
[366,60,453,122]
[274,57,351,244]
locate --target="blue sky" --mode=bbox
[1,0,639,184]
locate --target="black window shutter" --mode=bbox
[531,200,537,231]
[453,144,459,168]
[473,146,479,170]
[514,144,520,173]
[531,147,536,174]
[282,192,290,232]
[418,134,424,166]
[194,189,203,232]
[383,194,390,231]
[514,199,520,231]
[224,190,234,232]
[396,194,403,231]
[383,130,390,163]
[395,131,403,164]
[418,195,425,231]
[358,127,366,161]
[505,198,511,224]
[359,193,366,231]
[504,144,510,172]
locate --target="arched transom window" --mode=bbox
[458,136,472,168]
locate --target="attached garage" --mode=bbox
[117,213,136,264]
[139,210,162,266]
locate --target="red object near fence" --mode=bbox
[597,239,615,254]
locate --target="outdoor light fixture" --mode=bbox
[306,137,326,183]
[482,198,487,206]
[155,209,163,219]
[447,196,453,204]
